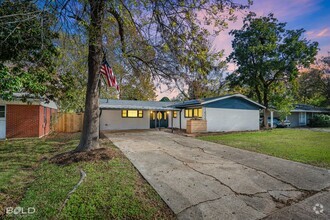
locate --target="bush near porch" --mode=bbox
[198,129,330,168]
[309,114,330,127]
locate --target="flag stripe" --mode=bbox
[99,59,119,91]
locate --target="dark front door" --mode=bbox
[150,111,168,128]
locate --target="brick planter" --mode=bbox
[186,119,207,134]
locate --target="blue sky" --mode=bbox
[215,0,330,60]
[252,0,330,57]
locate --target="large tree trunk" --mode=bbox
[76,0,104,152]
[263,87,269,128]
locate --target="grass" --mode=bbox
[0,133,174,219]
[198,129,330,168]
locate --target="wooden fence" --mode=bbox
[53,113,84,132]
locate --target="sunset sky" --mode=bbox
[156,0,330,100]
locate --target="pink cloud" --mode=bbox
[317,28,330,37]
[306,28,330,39]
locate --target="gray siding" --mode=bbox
[274,112,314,127]
[287,113,300,127]
[100,110,150,130]
[206,108,260,132]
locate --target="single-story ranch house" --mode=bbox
[100,94,265,132]
[0,93,57,139]
[274,104,330,127]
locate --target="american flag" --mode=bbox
[100,59,120,91]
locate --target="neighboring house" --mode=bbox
[0,93,57,139]
[100,94,265,132]
[275,104,330,127]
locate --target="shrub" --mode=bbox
[309,114,330,127]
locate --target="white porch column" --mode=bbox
[270,111,274,128]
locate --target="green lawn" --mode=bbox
[0,133,174,219]
[198,129,330,168]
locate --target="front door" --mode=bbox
[150,111,168,128]
[299,112,306,125]
[0,105,6,139]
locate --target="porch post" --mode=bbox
[154,111,157,130]
[270,111,274,128]
[171,110,174,133]
[179,110,182,130]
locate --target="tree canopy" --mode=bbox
[159,97,170,102]
[227,13,318,115]
[297,69,327,106]
[54,0,250,151]
[0,0,58,101]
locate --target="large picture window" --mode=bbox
[122,110,143,118]
[184,108,202,118]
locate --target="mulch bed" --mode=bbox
[49,148,117,165]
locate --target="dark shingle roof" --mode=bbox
[171,94,234,107]
[0,93,57,109]
[100,94,265,110]
[99,99,179,110]
[292,104,330,113]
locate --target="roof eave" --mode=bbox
[99,106,180,111]
[291,110,330,113]
[201,94,266,109]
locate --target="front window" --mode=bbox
[173,111,177,118]
[184,108,202,118]
[0,106,5,118]
[122,110,143,118]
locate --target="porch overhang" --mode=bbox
[99,104,179,111]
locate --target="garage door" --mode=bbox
[0,105,5,139]
[206,108,259,132]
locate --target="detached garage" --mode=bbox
[0,94,57,139]
[100,94,265,133]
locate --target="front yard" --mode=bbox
[0,133,174,219]
[198,129,330,168]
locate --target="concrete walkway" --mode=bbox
[105,130,330,220]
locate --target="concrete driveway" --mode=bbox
[105,130,330,220]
